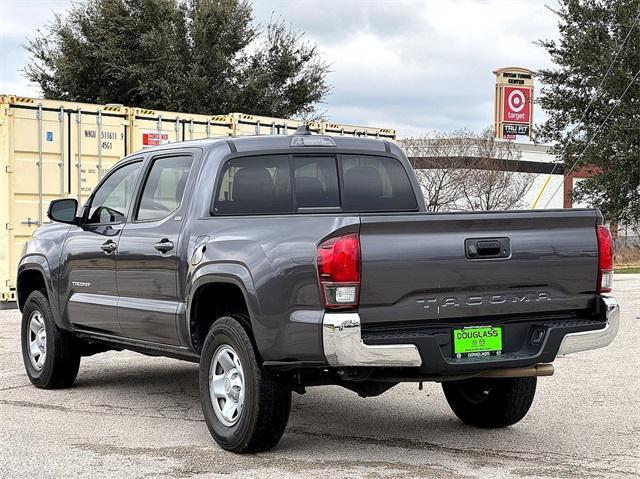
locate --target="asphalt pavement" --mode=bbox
[1,275,638,478]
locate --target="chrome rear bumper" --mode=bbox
[322,296,620,367]
[557,296,620,356]
[322,312,422,367]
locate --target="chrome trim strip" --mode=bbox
[322,312,422,367]
[558,296,620,356]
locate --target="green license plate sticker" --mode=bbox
[453,326,502,358]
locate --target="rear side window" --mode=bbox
[213,155,292,215]
[294,157,340,208]
[136,155,193,221]
[341,155,417,212]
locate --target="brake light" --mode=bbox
[596,225,614,293]
[317,233,360,308]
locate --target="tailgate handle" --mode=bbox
[465,238,510,259]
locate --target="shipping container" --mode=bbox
[323,122,396,140]
[0,95,129,302]
[0,94,396,303]
[129,107,233,152]
[230,112,322,136]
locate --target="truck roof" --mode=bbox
[135,134,394,155]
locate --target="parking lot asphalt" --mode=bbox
[1,275,639,479]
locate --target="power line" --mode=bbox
[543,66,640,208]
[572,10,640,131]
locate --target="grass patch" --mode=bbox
[615,266,640,274]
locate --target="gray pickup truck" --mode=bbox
[18,128,619,453]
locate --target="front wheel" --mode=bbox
[21,289,81,389]
[199,315,291,453]
[442,376,536,428]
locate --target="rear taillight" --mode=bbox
[317,233,360,308]
[596,225,614,293]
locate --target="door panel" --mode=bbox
[62,224,122,334]
[116,154,194,345]
[60,160,143,334]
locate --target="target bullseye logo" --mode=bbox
[507,89,526,112]
[502,87,531,123]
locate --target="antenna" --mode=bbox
[293,124,312,136]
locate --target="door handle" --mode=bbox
[100,240,117,254]
[154,238,174,254]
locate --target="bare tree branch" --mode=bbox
[401,128,536,212]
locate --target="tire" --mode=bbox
[442,376,536,428]
[21,289,81,389]
[199,315,291,453]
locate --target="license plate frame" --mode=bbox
[453,325,503,358]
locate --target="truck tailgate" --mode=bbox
[358,210,600,325]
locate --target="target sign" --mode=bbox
[503,87,531,123]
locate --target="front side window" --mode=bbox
[136,155,193,221]
[214,155,292,215]
[86,161,142,224]
[341,155,417,212]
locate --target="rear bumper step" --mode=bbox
[322,313,422,367]
[557,296,619,355]
[322,296,619,369]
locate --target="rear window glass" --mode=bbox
[212,154,417,215]
[294,157,340,208]
[341,155,417,212]
[213,155,292,215]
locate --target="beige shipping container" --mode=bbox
[0,95,129,302]
[129,107,233,153]
[1,94,396,303]
[230,112,322,136]
[229,113,396,140]
[323,122,396,140]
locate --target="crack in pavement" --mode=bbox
[0,399,205,423]
[0,384,32,392]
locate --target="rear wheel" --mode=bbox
[21,289,81,389]
[442,376,536,428]
[199,315,291,453]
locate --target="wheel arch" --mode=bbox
[16,255,56,317]
[187,263,262,355]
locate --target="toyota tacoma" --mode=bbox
[18,128,619,453]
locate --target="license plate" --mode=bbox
[453,326,502,358]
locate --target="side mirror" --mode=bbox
[47,198,79,225]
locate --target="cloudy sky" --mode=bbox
[0,0,560,136]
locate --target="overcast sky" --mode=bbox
[0,0,560,137]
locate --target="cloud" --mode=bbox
[1,0,560,137]
[252,0,559,136]
[0,0,72,96]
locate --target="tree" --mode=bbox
[401,128,535,212]
[461,129,535,211]
[24,0,330,119]
[536,0,640,223]
[234,19,331,119]
[402,132,470,212]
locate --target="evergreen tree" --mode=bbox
[537,0,640,223]
[24,0,330,119]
